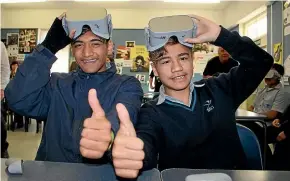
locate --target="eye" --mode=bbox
[92,42,102,47]
[73,44,83,49]
[160,59,170,65]
[180,56,189,61]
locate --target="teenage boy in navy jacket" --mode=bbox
[109,15,273,178]
[4,13,143,164]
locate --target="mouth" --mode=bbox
[83,59,97,64]
[172,75,186,80]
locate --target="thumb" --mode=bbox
[88,89,105,118]
[116,103,136,137]
[184,38,202,44]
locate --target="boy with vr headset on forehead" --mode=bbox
[4,12,143,164]
[108,15,274,178]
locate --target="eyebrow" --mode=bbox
[178,52,190,57]
[72,38,104,45]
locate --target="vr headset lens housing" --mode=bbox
[62,8,112,40]
[145,15,197,52]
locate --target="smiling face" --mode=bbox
[71,31,112,73]
[151,40,193,93]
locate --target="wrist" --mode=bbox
[107,130,115,151]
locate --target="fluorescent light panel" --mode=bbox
[164,0,220,3]
[74,0,130,1]
[0,0,46,3]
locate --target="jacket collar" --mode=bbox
[76,62,116,81]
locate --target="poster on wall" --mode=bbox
[273,43,283,65]
[284,1,290,36]
[115,59,124,74]
[126,41,135,48]
[130,45,149,72]
[7,33,19,63]
[284,54,290,77]
[116,45,130,60]
[18,29,37,54]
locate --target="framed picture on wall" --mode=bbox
[18,28,37,54]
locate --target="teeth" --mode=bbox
[174,76,184,79]
[84,59,96,63]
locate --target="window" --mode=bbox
[38,29,69,73]
[244,13,267,40]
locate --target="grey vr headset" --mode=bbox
[62,11,112,40]
[145,15,198,52]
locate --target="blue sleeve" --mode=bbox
[106,76,143,134]
[4,45,57,120]
[136,105,162,171]
[209,27,274,109]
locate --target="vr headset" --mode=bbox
[145,15,197,52]
[62,8,112,40]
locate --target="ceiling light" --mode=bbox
[0,0,46,3]
[74,0,130,2]
[164,0,220,3]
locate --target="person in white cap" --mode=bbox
[250,64,288,120]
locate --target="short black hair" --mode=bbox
[10,61,19,70]
[272,63,284,76]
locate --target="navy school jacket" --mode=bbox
[4,45,143,163]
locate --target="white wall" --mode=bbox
[223,1,267,28]
[1,8,223,29]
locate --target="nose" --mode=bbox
[83,43,93,57]
[171,59,183,73]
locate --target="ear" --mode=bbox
[107,40,114,56]
[70,45,76,57]
[151,62,159,77]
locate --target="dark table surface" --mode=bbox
[1,159,160,181]
[161,168,290,181]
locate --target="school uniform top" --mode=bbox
[136,27,274,171]
[253,83,288,115]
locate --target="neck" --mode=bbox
[164,85,191,106]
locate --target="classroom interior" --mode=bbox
[1,0,290,180]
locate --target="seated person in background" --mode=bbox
[249,64,287,121]
[149,70,162,93]
[203,47,239,78]
[108,15,273,178]
[5,12,143,163]
[268,104,290,170]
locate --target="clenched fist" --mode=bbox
[80,89,112,159]
[113,103,145,179]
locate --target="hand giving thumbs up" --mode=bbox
[113,103,145,178]
[80,89,112,159]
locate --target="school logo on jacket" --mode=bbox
[204,100,214,112]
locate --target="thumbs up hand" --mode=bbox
[112,103,145,179]
[80,89,112,159]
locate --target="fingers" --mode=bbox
[114,136,144,150]
[83,117,111,130]
[81,128,111,142]
[58,12,66,20]
[113,144,145,160]
[80,146,105,159]
[113,159,143,170]
[115,168,139,179]
[69,29,76,39]
[116,103,136,137]
[88,89,105,118]
[80,138,109,152]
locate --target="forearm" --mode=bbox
[212,27,273,107]
[4,45,55,118]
